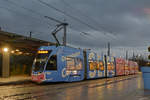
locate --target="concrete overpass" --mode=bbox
[0,30,55,77]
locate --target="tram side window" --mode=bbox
[107,62,111,70]
[99,61,104,71]
[110,62,114,70]
[66,57,83,70]
[75,58,83,70]
[46,55,57,70]
[96,64,99,70]
[89,61,97,70]
[66,57,75,70]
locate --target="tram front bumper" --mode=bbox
[31,73,45,83]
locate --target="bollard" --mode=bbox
[141,67,150,90]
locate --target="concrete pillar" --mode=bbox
[2,48,10,77]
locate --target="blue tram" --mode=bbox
[31,46,137,83]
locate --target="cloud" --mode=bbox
[0,0,149,57]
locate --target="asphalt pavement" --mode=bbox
[0,74,149,100]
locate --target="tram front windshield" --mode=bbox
[33,50,51,72]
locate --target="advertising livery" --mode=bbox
[31,46,139,83]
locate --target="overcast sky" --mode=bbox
[0,0,149,58]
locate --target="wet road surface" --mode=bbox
[0,75,149,100]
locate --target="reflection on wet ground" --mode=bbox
[0,75,149,100]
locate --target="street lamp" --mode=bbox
[3,48,8,52]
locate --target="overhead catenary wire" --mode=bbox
[3,0,55,27]
[1,0,138,57]
[0,0,117,53]
[0,5,48,27]
[2,0,85,40]
[1,0,60,38]
[2,0,117,41]
[4,0,115,36]
[36,0,107,33]
[36,0,118,40]
[45,15,100,40]
[44,16,64,24]
[60,0,118,40]
[60,0,113,33]
[68,26,96,39]
[0,6,46,36]
[4,0,42,16]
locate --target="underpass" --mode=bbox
[0,30,55,77]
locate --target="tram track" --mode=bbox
[0,83,36,90]
[1,75,138,100]
[0,75,136,90]
[19,75,138,100]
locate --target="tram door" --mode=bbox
[83,50,87,79]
